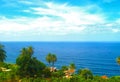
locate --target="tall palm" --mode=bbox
[46,53,52,66]
[0,44,6,62]
[51,54,57,67]
[116,57,120,65]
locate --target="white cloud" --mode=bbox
[31,2,105,25]
[0,1,120,40]
[111,29,120,33]
[0,17,31,32]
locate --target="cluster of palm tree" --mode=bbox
[46,53,57,67]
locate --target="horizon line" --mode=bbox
[1,41,120,43]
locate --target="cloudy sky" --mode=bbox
[0,0,120,41]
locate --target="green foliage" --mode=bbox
[0,44,6,62]
[13,76,120,82]
[61,65,68,71]
[42,67,51,78]
[78,68,93,79]
[16,46,46,77]
[1,64,120,82]
[51,70,64,78]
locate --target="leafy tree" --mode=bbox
[42,67,51,78]
[0,44,6,62]
[78,68,93,79]
[16,46,46,77]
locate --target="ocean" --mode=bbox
[1,42,120,77]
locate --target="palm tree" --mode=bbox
[116,57,120,65]
[46,53,57,67]
[46,53,52,66]
[51,54,57,67]
[0,44,6,62]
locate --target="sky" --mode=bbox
[0,0,120,42]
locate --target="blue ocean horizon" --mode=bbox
[1,41,120,77]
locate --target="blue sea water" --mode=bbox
[1,42,120,77]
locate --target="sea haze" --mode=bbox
[1,42,120,76]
